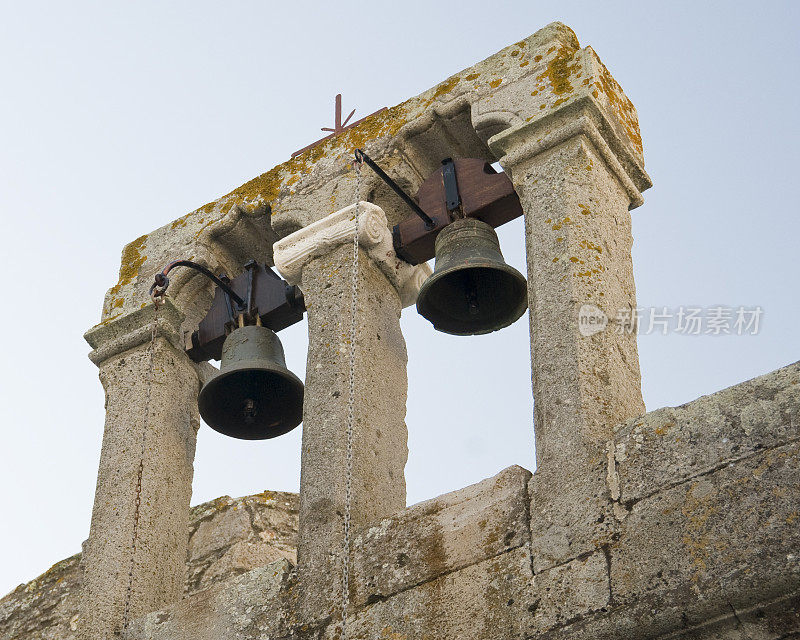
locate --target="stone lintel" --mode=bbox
[101,21,646,324]
[273,201,431,308]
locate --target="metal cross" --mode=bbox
[292,94,386,158]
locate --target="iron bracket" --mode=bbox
[150,260,305,363]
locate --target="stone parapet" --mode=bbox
[0,491,299,640]
[610,361,800,504]
[349,465,532,607]
[9,354,799,640]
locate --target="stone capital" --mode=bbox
[489,98,651,209]
[273,202,431,308]
[84,299,186,366]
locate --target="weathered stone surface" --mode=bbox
[0,555,81,640]
[328,548,532,640]
[610,441,800,633]
[0,491,298,639]
[350,465,531,606]
[81,302,202,640]
[186,491,298,595]
[529,459,617,573]
[526,551,610,634]
[297,243,409,621]
[124,560,293,640]
[520,589,800,640]
[612,361,800,504]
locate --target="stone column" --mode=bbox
[488,44,652,569]
[274,202,430,622]
[81,300,200,639]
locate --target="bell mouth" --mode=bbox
[198,365,304,440]
[417,264,528,335]
[197,325,304,440]
[416,218,528,335]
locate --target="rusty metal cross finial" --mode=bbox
[292,94,386,158]
[321,94,356,135]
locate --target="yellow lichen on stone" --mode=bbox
[430,75,461,101]
[591,53,643,156]
[537,44,580,98]
[170,213,190,229]
[108,233,148,297]
[489,78,503,88]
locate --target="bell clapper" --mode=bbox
[465,272,480,316]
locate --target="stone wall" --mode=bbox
[0,491,298,639]
[127,361,799,640]
[4,364,798,640]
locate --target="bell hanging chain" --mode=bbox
[120,291,163,632]
[341,159,362,640]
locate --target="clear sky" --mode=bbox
[1,1,798,596]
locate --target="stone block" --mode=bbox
[517,589,800,640]
[526,551,610,634]
[613,361,800,504]
[529,460,616,573]
[0,554,81,640]
[186,491,298,594]
[610,441,800,631]
[124,560,293,640]
[328,548,532,640]
[350,465,531,606]
[1,491,300,639]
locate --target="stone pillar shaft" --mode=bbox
[511,133,644,467]
[81,302,199,639]
[274,202,429,622]
[489,69,651,570]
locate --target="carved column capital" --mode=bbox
[84,299,185,367]
[273,202,432,308]
[489,98,651,209]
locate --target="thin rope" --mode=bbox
[121,299,160,633]
[341,162,362,639]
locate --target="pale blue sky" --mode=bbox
[1,1,798,595]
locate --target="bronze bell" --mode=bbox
[198,325,304,440]
[416,217,528,335]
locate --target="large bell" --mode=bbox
[416,217,528,335]
[198,325,304,440]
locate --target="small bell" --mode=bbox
[198,325,304,440]
[416,217,528,335]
